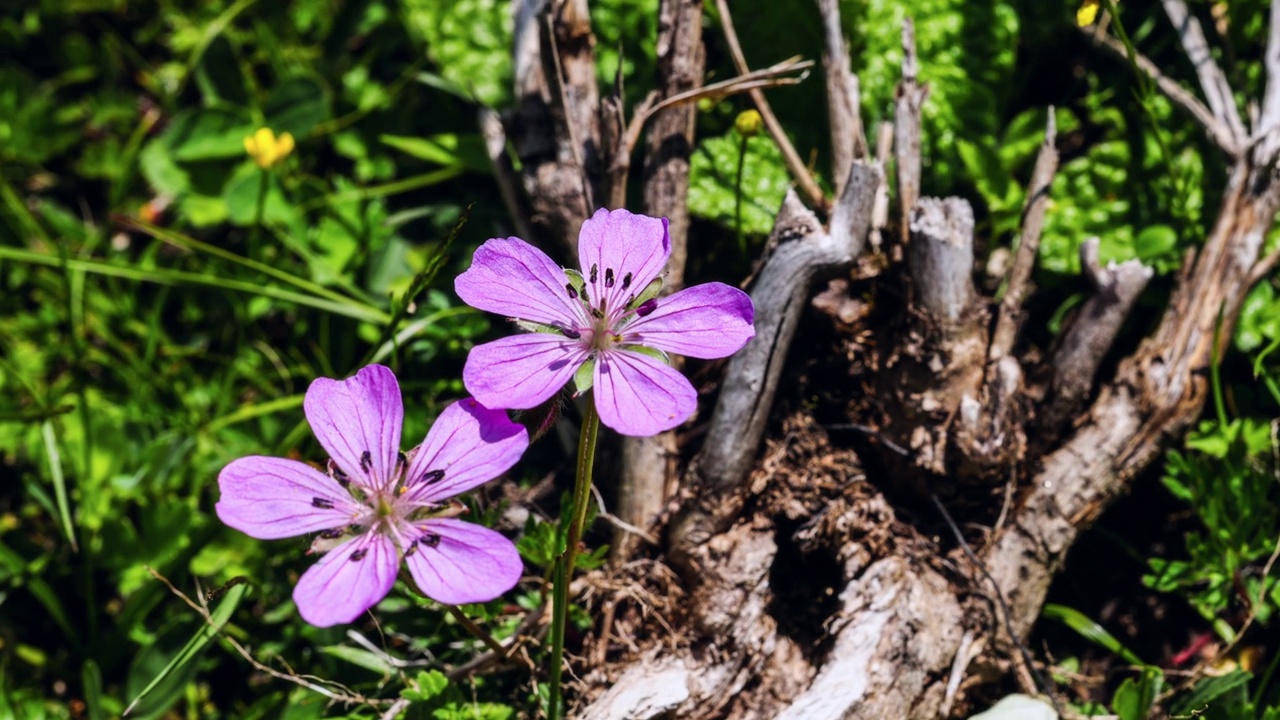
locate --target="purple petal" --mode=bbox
[577,209,670,317]
[304,364,403,490]
[455,237,588,327]
[293,533,399,627]
[623,282,755,359]
[593,350,697,436]
[401,519,523,605]
[216,456,357,540]
[402,399,529,505]
[462,334,589,410]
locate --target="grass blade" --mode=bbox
[39,421,78,552]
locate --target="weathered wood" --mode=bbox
[817,0,866,195]
[672,164,880,557]
[894,19,924,247]
[1041,238,1153,434]
[614,0,706,564]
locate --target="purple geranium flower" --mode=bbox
[455,208,755,436]
[215,365,528,627]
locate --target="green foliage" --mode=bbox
[849,0,1019,192]
[688,128,791,239]
[1144,417,1280,628]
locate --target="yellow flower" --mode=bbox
[734,109,764,138]
[243,127,295,169]
[1077,0,1101,26]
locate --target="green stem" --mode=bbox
[735,135,748,258]
[547,401,600,720]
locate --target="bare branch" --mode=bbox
[1260,0,1280,140]
[715,0,828,211]
[1042,238,1154,433]
[480,108,535,243]
[990,111,1058,362]
[894,19,925,246]
[1162,0,1247,142]
[672,164,880,555]
[1084,28,1239,155]
[816,0,866,195]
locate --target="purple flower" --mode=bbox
[455,208,755,436]
[215,365,528,627]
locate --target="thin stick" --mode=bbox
[714,0,828,210]
[1084,28,1239,155]
[1161,0,1246,142]
[990,111,1058,362]
[816,0,865,195]
[894,19,925,246]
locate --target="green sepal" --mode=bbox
[625,345,671,365]
[515,319,564,334]
[564,268,586,298]
[626,276,664,309]
[573,356,597,395]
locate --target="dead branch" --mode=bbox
[989,111,1058,362]
[714,0,828,211]
[817,0,867,195]
[1042,238,1154,434]
[1162,0,1247,143]
[894,19,925,247]
[615,0,706,564]
[909,198,976,325]
[1083,28,1239,156]
[672,164,881,557]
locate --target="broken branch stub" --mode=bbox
[908,197,976,325]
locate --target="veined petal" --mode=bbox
[293,533,399,627]
[577,209,670,318]
[594,350,697,436]
[216,456,357,540]
[462,334,588,410]
[402,399,529,504]
[402,519,523,605]
[455,237,587,327]
[304,364,403,490]
[623,282,755,359]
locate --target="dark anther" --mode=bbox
[636,299,658,317]
[319,528,344,539]
[561,326,582,339]
[566,282,578,300]
[405,540,418,557]
[421,533,442,548]
[360,450,373,473]
[420,469,446,485]
[621,272,633,290]
[591,306,605,320]
[312,497,336,509]
[397,451,408,469]
[605,268,616,288]
[349,548,369,562]
[589,264,598,283]
[328,459,350,486]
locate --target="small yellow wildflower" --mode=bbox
[735,109,763,137]
[1077,0,1101,26]
[243,127,295,169]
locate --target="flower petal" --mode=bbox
[402,399,529,504]
[216,456,357,540]
[402,519,523,605]
[462,334,588,410]
[577,208,670,317]
[594,350,697,436]
[623,282,755,359]
[293,533,399,627]
[304,364,403,490]
[455,237,587,327]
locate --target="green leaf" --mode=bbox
[264,76,331,139]
[320,645,396,675]
[380,133,490,173]
[689,132,789,236]
[1168,670,1251,716]
[1111,666,1164,720]
[402,670,450,702]
[123,583,249,717]
[1041,604,1145,665]
[166,108,255,162]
